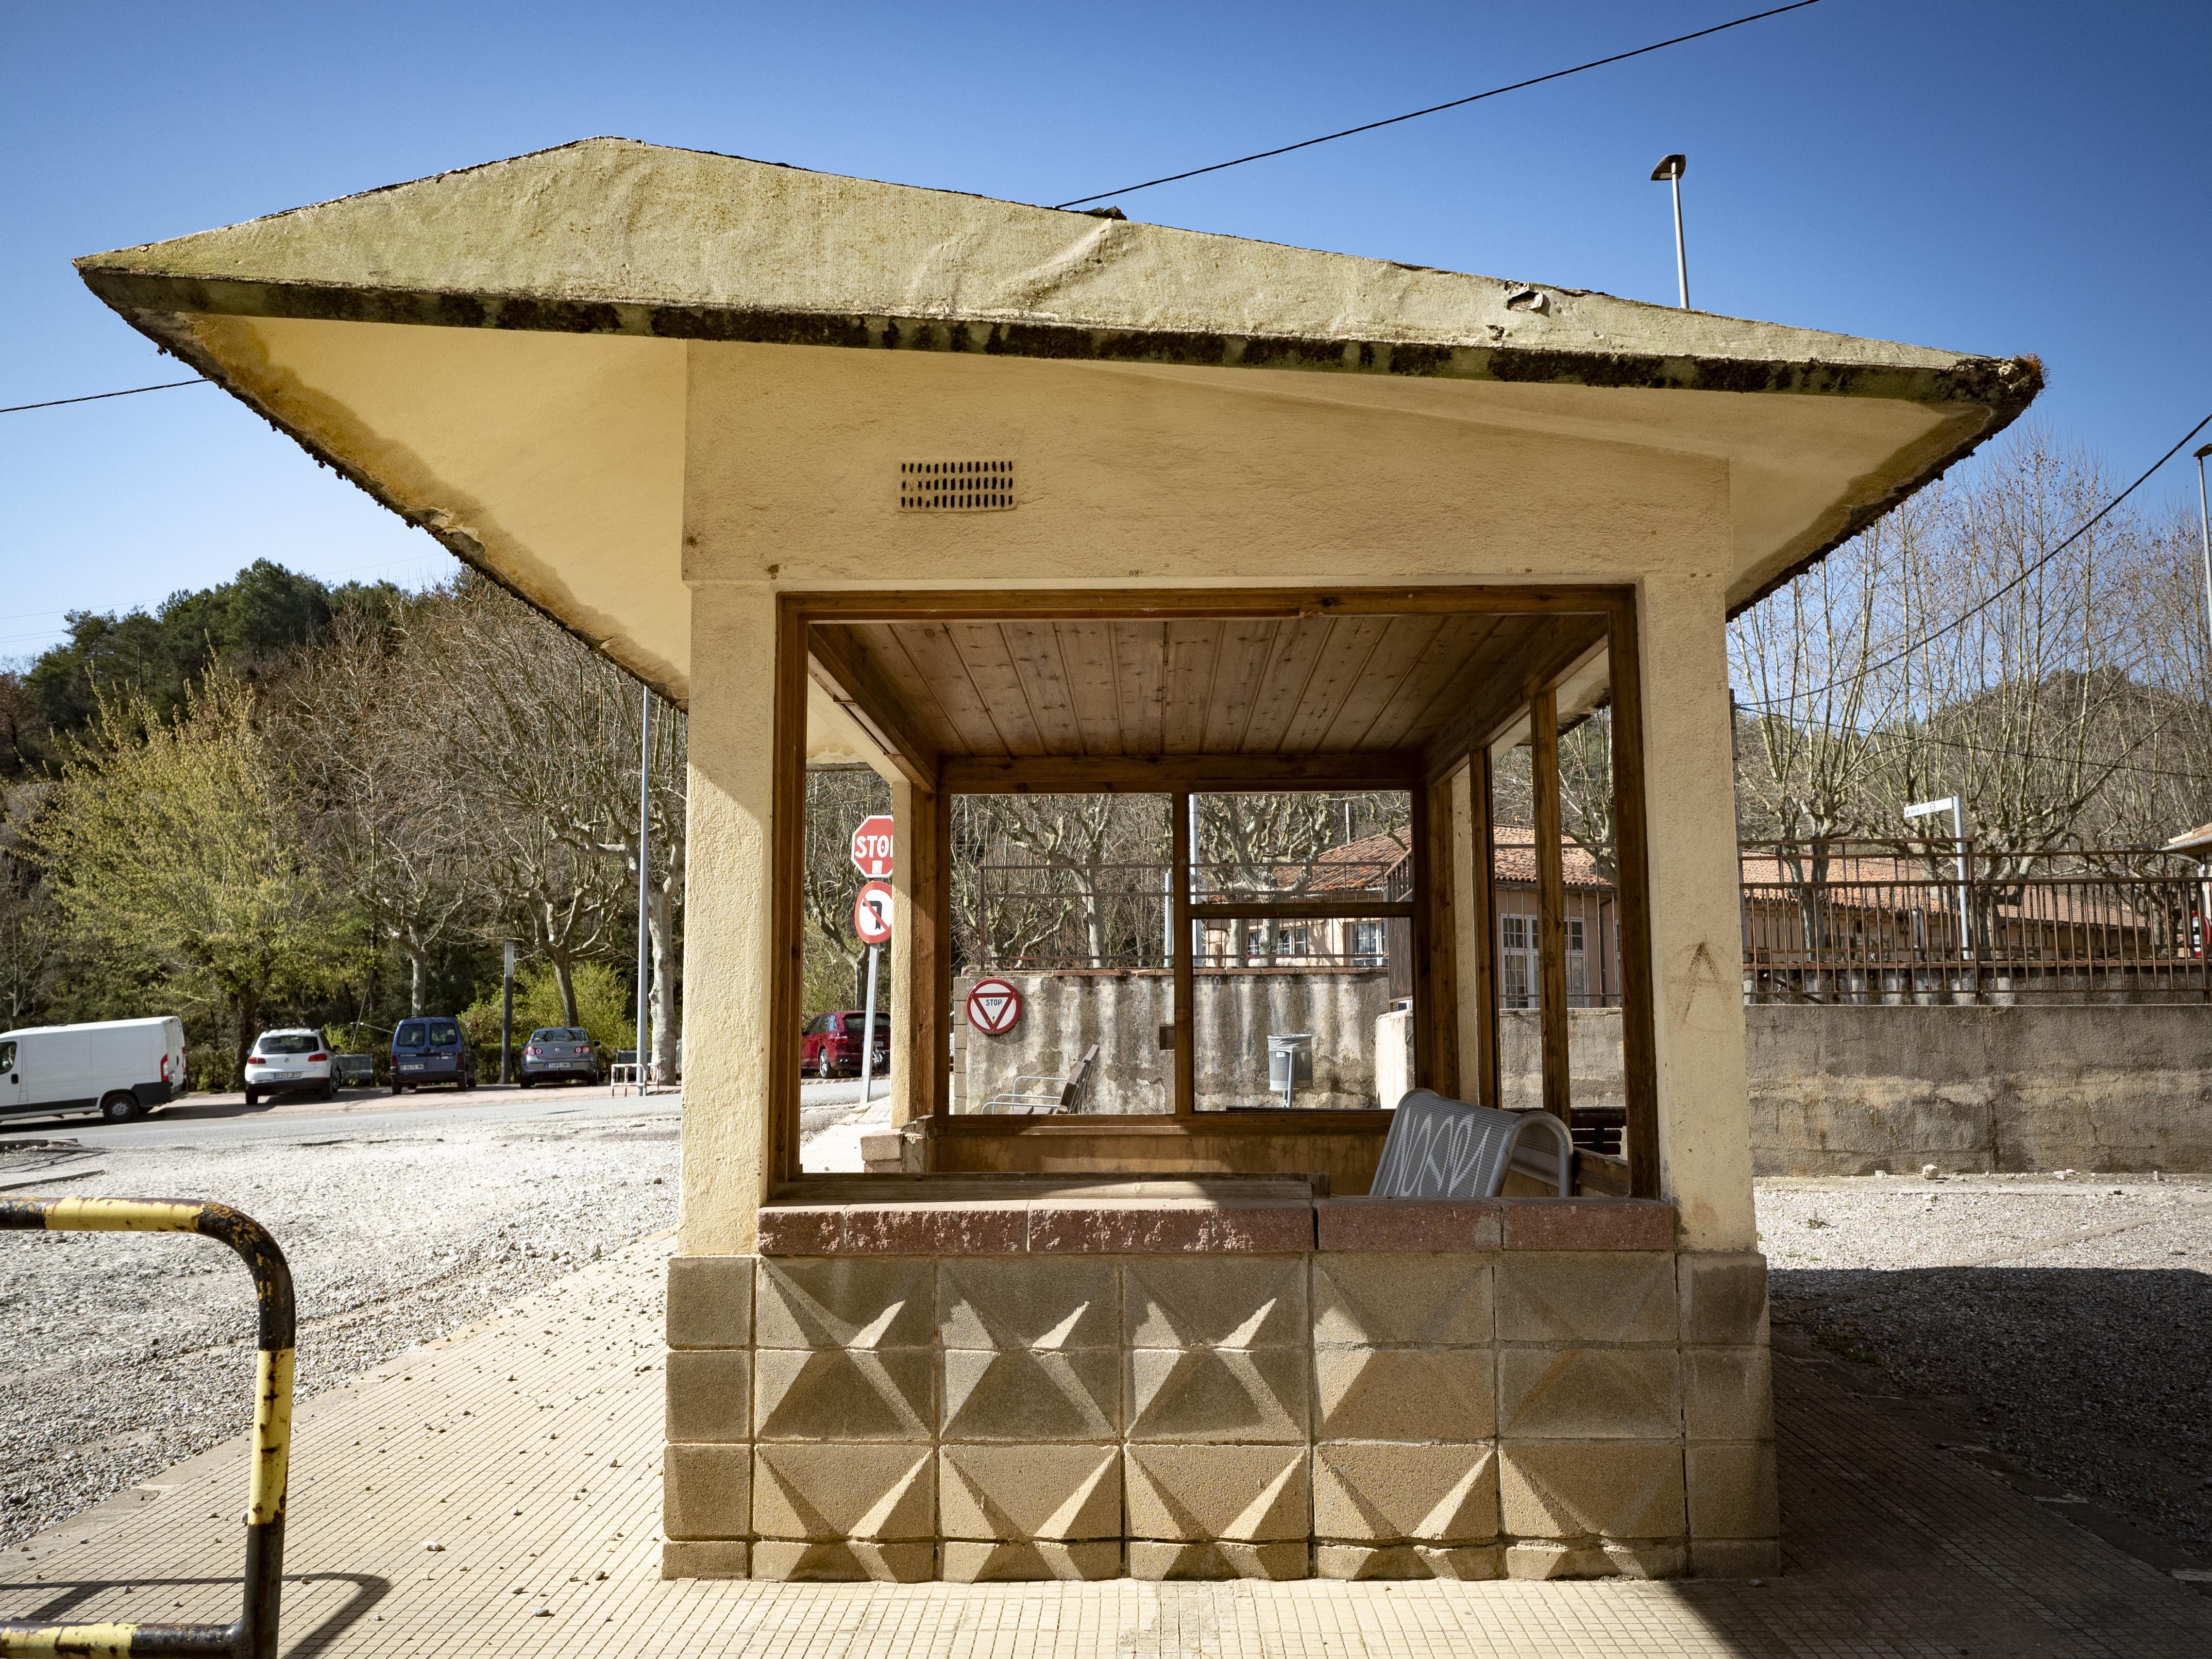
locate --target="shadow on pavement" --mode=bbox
[0,1572,387,1656]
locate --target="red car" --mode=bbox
[800,1011,889,1079]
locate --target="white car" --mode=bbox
[244,1029,336,1106]
[0,1016,186,1122]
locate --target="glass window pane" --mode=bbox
[1191,910,1403,1111]
[1191,791,1411,904]
[950,794,1173,1117]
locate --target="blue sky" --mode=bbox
[3,0,2207,662]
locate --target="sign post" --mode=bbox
[851,822,895,1102]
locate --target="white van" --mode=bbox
[0,1017,187,1122]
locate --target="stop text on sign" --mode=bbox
[965,978,1022,1035]
[851,813,895,879]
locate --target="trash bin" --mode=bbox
[1266,1033,1314,1106]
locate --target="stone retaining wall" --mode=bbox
[1494,1004,2212,1173]
[659,1195,1775,1583]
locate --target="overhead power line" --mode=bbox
[1053,0,1824,208]
[7,12,1827,414]
[1741,408,2212,711]
[0,378,207,415]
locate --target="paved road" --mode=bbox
[0,1080,675,1154]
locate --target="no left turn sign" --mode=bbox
[965,978,1022,1035]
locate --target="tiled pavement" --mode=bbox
[2,1236,2207,1657]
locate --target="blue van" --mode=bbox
[389,1016,477,1094]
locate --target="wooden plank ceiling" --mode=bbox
[812,611,1606,767]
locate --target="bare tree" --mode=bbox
[280,606,479,1016]
[402,579,673,1042]
[805,767,892,1005]
[1876,432,2174,881]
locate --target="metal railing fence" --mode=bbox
[1740,839,2212,1004]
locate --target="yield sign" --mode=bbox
[850,814,895,879]
[853,880,894,947]
[965,977,1022,1035]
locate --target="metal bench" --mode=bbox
[1369,1088,1575,1198]
[985,1043,1099,1115]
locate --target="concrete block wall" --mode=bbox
[1489,1004,2212,1173]
[659,1196,1776,1582]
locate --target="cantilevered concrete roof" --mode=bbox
[77,138,2040,706]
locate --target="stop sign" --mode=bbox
[850,814,895,879]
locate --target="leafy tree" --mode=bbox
[24,559,402,752]
[26,671,356,1079]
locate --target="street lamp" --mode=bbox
[2194,443,2212,659]
[1903,796,1972,965]
[1650,153,1689,309]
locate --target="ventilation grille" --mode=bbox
[901,459,1015,511]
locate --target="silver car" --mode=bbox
[519,1027,600,1087]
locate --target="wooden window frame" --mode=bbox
[775,586,1657,1190]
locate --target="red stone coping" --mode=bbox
[756,1195,1676,1255]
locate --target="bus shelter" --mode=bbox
[80,138,2039,1584]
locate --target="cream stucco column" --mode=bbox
[677,581,780,1256]
[1636,571,1756,1251]
[887,774,920,1130]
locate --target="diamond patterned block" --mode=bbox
[748,1540,935,1582]
[939,1257,1118,1350]
[660,1540,748,1579]
[756,1256,938,1354]
[942,1348,1120,1441]
[940,1540,1122,1582]
[755,1257,934,1350]
[1495,1252,1678,1344]
[1312,1253,1492,1348]
[1124,1256,1306,1349]
[1314,1349,1494,1441]
[1497,1347,1680,1440]
[939,1444,1122,1541]
[1312,1443,1497,1544]
[1124,1444,1308,1541]
[751,1443,934,1540]
[664,1349,750,1442]
[1499,1441,1687,1540]
[1315,1543,1503,1580]
[1127,1347,1306,1442]
[663,1443,751,1539]
[755,1349,933,1441]
[1127,1540,1308,1580]
[666,1255,754,1349]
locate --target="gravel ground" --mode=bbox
[1761,1173,2212,1551]
[0,1105,682,1547]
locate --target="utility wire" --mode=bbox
[1053,0,1823,208]
[1735,722,2212,790]
[1740,409,2212,710]
[0,378,207,415]
[8,12,1827,411]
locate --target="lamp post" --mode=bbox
[2194,443,2212,656]
[1903,796,1972,979]
[634,684,653,1084]
[499,939,516,1084]
[1650,153,1689,309]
